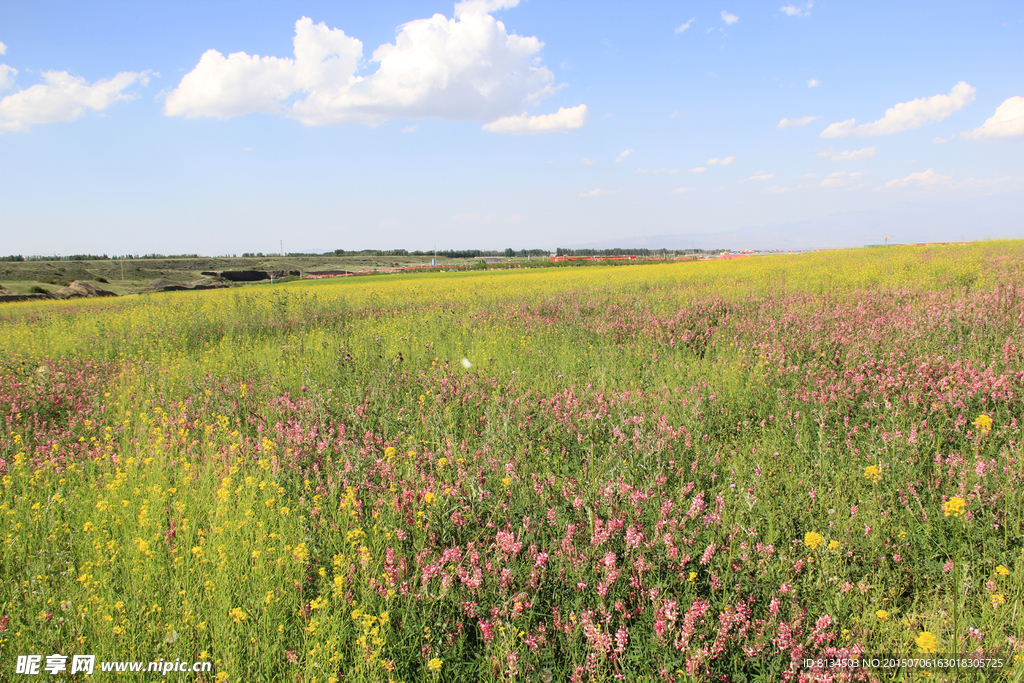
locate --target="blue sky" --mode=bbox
[1,0,1021,255]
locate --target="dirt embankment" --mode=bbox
[145,277,232,293]
[0,280,116,303]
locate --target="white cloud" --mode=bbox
[817,146,877,161]
[821,81,975,138]
[580,158,597,165]
[880,171,1018,193]
[672,187,693,193]
[807,79,820,88]
[780,2,813,16]
[676,18,696,33]
[0,69,149,133]
[483,105,588,134]
[0,42,6,56]
[635,168,649,174]
[742,171,776,182]
[707,156,735,165]
[401,125,417,133]
[615,148,633,162]
[166,9,576,131]
[960,96,1024,141]
[690,166,706,173]
[762,185,792,194]
[579,188,617,198]
[819,170,867,188]
[883,168,952,189]
[670,110,680,118]
[933,136,949,144]
[778,115,819,128]
[636,167,678,174]
[721,10,739,24]
[0,64,16,91]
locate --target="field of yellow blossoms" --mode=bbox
[1,242,1022,681]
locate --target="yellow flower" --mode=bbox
[687,572,697,582]
[804,532,824,550]
[992,593,1006,607]
[228,607,248,624]
[424,492,436,505]
[915,631,939,653]
[437,457,448,468]
[384,447,396,458]
[427,658,443,672]
[292,543,309,563]
[501,477,512,488]
[943,497,965,518]
[828,540,840,550]
[876,609,889,620]
[972,414,993,434]
[996,565,1010,576]
[864,464,882,483]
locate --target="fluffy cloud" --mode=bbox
[707,156,735,165]
[881,170,1018,193]
[819,170,867,188]
[672,186,693,193]
[933,136,949,144]
[580,158,597,165]
[579,188,617,198]
[883,168,952,189]
[807,79,820,88]
[721,11,739,25]
[0,69,149,133]
[166,7,577,132]
[615,148,633,163]
[0,64,16,91]
[817,146,877,161]
[482,105,588,134]
[742,171,776,182]
[676,18,696,33]
[0,42,6,56]
[778,115,819,128]
[960,96,1024,141]
[690,166,706,173]
[821,82,975,138]
[780,2,813,16]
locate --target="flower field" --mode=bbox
[1,242,1022,681]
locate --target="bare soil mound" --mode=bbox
[54,280,117,299]
[146,277,231,293]
[146,278,190,292]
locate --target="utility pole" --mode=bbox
[280,240,283,257]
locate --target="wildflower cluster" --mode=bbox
[1,242,1023,681]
